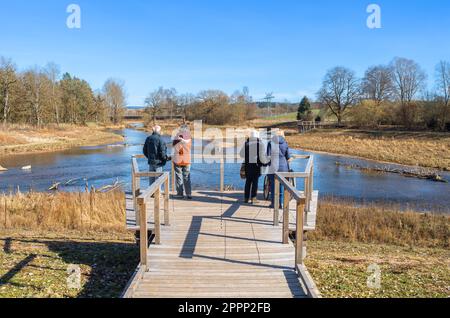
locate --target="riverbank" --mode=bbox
[0,124,124,158]
[286,129,450,171]
[0,191,448,298]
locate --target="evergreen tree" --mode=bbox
[297,96,311,120]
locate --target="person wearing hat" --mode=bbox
[240,130,268,204]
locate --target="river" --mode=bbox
[0,128,449,212]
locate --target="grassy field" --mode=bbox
[0,191,448,298]
[0,230,137,298]
[306,240,449,298]
[0,124,124,158]
[286,129,450,171]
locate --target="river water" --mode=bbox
[0,128,449,212]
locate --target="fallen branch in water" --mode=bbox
[335,162,447,182]
[48,182,61,191]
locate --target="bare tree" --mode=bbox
[317,67,361,124]
[144,87,165,125]
[103,79,126,124]
[45,62,61,125]
[390,57,427,105]
[362,65,393,105]
[144,87,178,124]
[22,67,51,127]
[177,93,195,122]
[389,57,427,127]
[435,61,450,130]
[0,57,18,126]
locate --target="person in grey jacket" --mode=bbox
[143,125,171,186]
[267,132,293,208]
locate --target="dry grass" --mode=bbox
[0,124,124,157]
[306,240,449,298]
[0,230,138,298]
[286,129,450,171]
[311,198,450,248]
[0,191,126,233]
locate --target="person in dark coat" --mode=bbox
[143,125,171,186]
[240,130,268,204]
[267,132,293,208]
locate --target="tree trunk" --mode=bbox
[3,90,9,126]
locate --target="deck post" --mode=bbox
[295,201,305,266]
[274,177,280,226]
[132,161,136,213]
[154,189,161,245]
[164,177,170,226]
[283,188,290,244]
[220,157,224,192]
[171,162,176,194]
[304,177,309,213]
[138,200,148,270]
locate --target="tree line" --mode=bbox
[0,57,126,127]
[314,57,450,130]
[144,86,259,125]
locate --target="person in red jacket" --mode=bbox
[173,126,192,200]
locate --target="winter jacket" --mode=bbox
[143,132,169,167]
[267,136,293,173]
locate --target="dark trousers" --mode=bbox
[245,165,260,200]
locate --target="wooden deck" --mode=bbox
[124,191,315,298]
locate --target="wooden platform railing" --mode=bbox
[131,155,170,268]
[273,155,320,298]
[274,158,312,257]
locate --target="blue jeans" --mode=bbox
[174,165,192,197]
[269,174,284,208]
[149,165,163,188]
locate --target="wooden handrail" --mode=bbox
[131,155,171,272]
[274,155,314,271]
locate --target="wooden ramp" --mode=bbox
[124,191,310,298]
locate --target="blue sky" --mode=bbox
[1,0,449,105]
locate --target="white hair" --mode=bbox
[153,125,162,133]
[250,130,260,139]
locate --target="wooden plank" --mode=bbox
[297,264,321,298]
[122,191,318,299]
[121,265,146,298]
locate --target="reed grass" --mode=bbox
[287,129,450,171]
[311,198,450,248]
[0,191,126,233]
